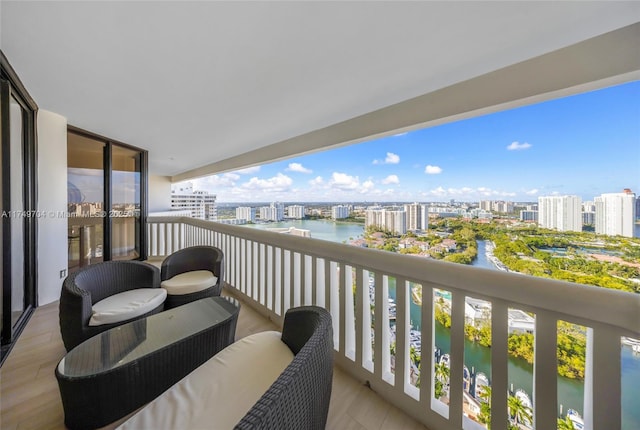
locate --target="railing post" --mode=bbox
[490,300,509,430]
[395,276,408,396]
[448,292,465,426]
[420,283,434,408]
[534,313,558,429]
[585,326,621,430]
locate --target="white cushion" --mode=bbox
[118,331,294,430]
[161,270,218,295]
[89,288,167,326]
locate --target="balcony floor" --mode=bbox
[0,288,429,430]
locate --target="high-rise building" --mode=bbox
[365,208,406,235]
[286,205,305,219]
[582,211,596,226]
[385,210,407,235]
[331,205,350,220]
[594,189,636,237]
[492,201,514,213]
[519,210,538,222]
[538,195,582,232]
[236,206,256,223]
[479,200,492,211]
[403,203,422,231]
[259,202,285,222]
[170,183,217,220]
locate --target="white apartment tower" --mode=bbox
[170,183,217,221]
[286,205,305,219]
[386,210,407,235]
[594,189,636,237]
[365,208,407,235]
[479,200,492,211]
[259,202,285,222]
[404,203,422,231]
[236,206,256,223]
[331,205,350,220]
[420,204,429,231]
[538,195,582,232]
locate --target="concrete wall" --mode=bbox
[149,175,171,212]
[37,110,68,305]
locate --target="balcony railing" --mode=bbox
[148,216,639,430]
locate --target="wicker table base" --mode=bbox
[55,297,239,429]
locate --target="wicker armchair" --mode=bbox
[117,306,333,430]
[235,306,334,430]
[160,246,224,309]
[59,261,163,351]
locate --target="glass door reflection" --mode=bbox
[111,146,141,260]
[67,133,105,273]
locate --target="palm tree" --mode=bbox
[557,416,577,430]
[477,385,492,427]
[409,345,421,368]
[434,361,450,384]
[508,394,533,427]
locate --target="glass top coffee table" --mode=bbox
[56,296,240,429]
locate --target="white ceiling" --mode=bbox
[2,1,639,179]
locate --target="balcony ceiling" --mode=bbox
[2,1,639,180]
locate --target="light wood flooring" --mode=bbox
[1,290,429,430]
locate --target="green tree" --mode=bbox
[508,393,532,427]
[434,361,450,384]
[557,416,577,430]
[477,385,491,428]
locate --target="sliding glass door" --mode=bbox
[67,128,147,273]
[1,55,37,352]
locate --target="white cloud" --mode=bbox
[385,153,400,164]
[373,152,400,165]
[329,172,360,190]
[393,132,408,137]
[193,173,239,189]
[286,163,312,174]
[382,174,400,185]
[240,173,292,192]
[235,166,261,175]
[525,188,539,196]
[361,180,375,192]
[422,186,516,199]
[506,141,532,151]
[309,176,324,187]
[425,165,443,174]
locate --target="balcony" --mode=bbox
[2,3,640,429]
[145,216,637,430]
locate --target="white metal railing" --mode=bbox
[148,216,640,430]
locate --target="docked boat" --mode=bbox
[474,372,489,401]
[514,389,532,409]
[567,409,585,430]
[463,366,471,392]
[439,353,450,367]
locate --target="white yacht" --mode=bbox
[567,409,585,430]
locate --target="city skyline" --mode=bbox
[188,81,639,203]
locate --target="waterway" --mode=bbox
[243,219,365,243]
[241,220,640,427]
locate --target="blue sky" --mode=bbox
[190,81,640,203]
